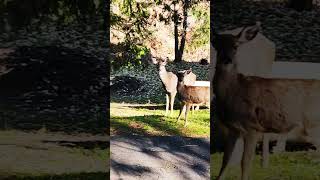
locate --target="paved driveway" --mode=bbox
[111,135,210,180]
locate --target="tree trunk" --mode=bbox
[173,3,180,62]
[177,0,189,62]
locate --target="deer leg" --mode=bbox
[241,130,259,180]
[262,133,270,168]
[165,94,169,116]
[273,134,287,154]
[184,104,191,127]
[177,103,186,123]
[170,91,176,116]
[217,133,238,180]
[192,104,195,115]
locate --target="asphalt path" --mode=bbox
[110,135,210,180]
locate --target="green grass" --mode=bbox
[110,103,210,137]
[211,151,320,180]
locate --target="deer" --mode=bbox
[153,57,178,116]
[178,68,209,114]
[212,22,320,180]
[176,69,210,127]
[153,57,200,116]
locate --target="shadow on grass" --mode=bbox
[120,104,209,111]
[110,95,164,104]
[1,172,109,180]
[111,115,183,136]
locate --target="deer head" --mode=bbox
[152,56,169,67]
[177,69,192,82]
[213,22,261,66]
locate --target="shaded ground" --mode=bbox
[0,130,109,178]
[111,135,210,180]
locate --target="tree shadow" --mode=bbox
[120,104,209,111]
[111,135,210,179]
[111,159,152,176]
[111,115,184,136]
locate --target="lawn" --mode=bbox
[110,103,210,138]
[211,151,320,180]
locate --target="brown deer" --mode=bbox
[178,68,209,115]
[176,69,210,127]
[212,22,320,180]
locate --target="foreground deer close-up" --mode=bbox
[212,22,320,180]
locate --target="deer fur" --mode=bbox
[153,57,200,116]
[176,69,210,127]
[179,68,208,114]
[153,57,178,116]
[212,22,320,180]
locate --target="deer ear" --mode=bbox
[237,22,261,43]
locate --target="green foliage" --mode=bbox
[111,0,209,68]
[111,0,155,70]
[188,2,210,51]
[0,0,105,32]
[111,42,150,70]
[112,0,153,43]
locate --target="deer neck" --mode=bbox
[159,65,168,80]
[177,80,185,91]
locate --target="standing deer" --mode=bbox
[212,22,320,180]
[153,57,178,116]
[178,68,209,115]
[176,69,210,127]
[153,57,198,116]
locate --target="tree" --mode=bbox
[158,0,207,62]
[0,0,104,33]
[110,0,209,69]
